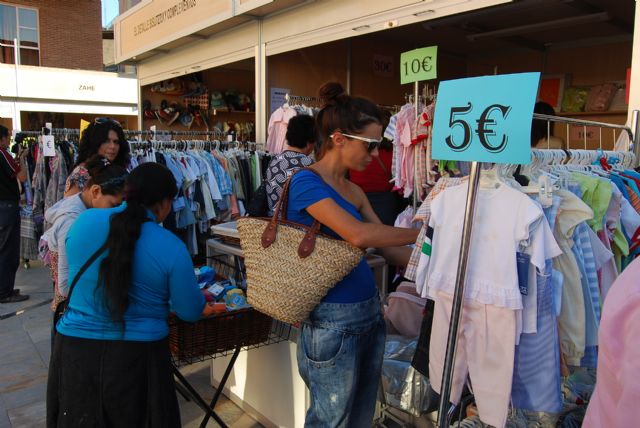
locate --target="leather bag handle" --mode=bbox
[260,168,322,258]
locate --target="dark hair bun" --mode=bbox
[319,82,347,106]
[85,154,111,177]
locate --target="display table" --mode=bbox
[205,233,390,428]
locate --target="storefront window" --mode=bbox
[0,3,39,66]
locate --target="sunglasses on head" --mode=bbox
[331,132,383,153]
[94,117,121,127]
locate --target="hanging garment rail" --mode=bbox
[529,148,637,169]
[128,139,262,151]
[125,129,225,137]
[533,112,635,151]
[404,93,428,105]
[284,94,321,104]
[533,113,634,138]
[378,104,403,114]
[16,128,81,136]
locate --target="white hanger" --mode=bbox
[479,164,503,190]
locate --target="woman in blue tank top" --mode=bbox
[289,82,419,427]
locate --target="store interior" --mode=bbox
[18,111,138,131]
[141,59,255,140]
[141,0,633,149]
[269,0,633,149]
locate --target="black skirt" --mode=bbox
[47,334,181,428]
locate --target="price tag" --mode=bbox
[400,46,437,84]
[43,135,56,157]
[432,72,540,164]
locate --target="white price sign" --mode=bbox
[43,135,56,157]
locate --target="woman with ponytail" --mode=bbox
[47,163,214,427]
[288,82,419,426]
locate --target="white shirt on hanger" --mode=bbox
[423,182,548,310]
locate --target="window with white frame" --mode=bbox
[0,3,39,66]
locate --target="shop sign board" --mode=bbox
[117,0,232,61]
[400,46,437,84]
[0,64,138,105]
[432,72,540,164]
[373,55,393,78]
[270,87,290,115]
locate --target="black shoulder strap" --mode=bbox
[66,243,109,302]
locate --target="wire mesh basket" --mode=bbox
[168,254,292,366]
[169,308,291,366]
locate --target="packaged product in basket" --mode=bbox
[205,302,227,314]
[195,266,216,284]
[224,288,250,310]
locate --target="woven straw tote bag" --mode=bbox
[237,169,363,324]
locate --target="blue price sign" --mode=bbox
[432,72,540,164]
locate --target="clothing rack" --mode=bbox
[126,129,226,142]
[529,148,637,169]
[378,104,403,114]
[284,93,321,105]
[15,128,80,136]
[404,93,428,105]
[437,112,640,427]
[125,130,225,136]
[128,139,262,152]
[533,112,636,153]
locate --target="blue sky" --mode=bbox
[102,0,119,28]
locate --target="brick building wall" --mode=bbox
[5,0,103,70]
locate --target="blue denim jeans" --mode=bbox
[297,294,386,428]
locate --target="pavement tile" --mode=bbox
[6,400,46,428]
[33,338,52,368]
[0,381,46,411]
[0,363,47,393]
[0,411,10,428]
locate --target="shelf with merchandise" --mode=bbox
[211,110,256,116]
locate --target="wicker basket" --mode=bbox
[169,307,273,365]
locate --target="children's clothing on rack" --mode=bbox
[387,102,436,200]
[266,99,317,154]
[409,148,640,427]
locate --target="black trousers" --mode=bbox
[0,200,20,299]
[47,334,181,428]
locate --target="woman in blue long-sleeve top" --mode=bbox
[46,163,211,428]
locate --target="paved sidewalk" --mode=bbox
[0,262,261,428]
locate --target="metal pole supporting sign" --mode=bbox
[431,72,540,427]
[436,161,480,427]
